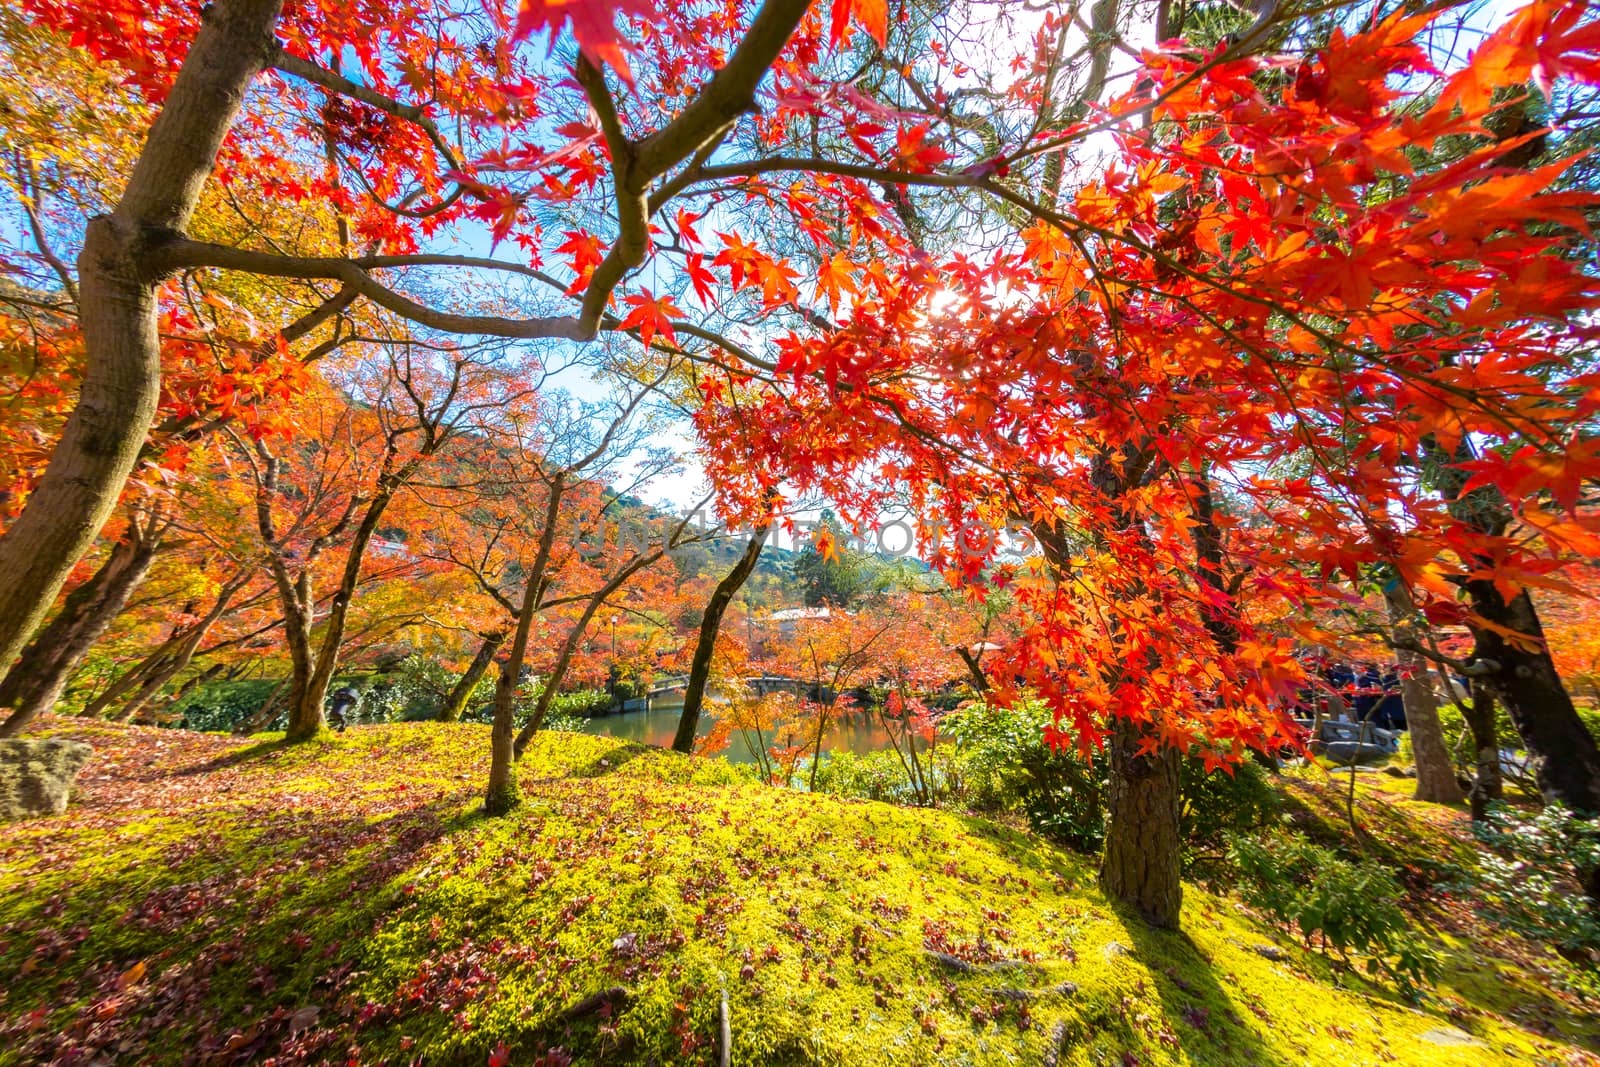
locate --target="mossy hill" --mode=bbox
[0,719,1594,1065]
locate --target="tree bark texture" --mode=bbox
[672,525,768,754]
[438,631,503,722]
[1462,679,1503,822]
[484,478,564,815]
[0,0,285,688]
[1463,581,1600,814]
[1099,717,1183,929]
[0,519,165,736]
[1382,583,1465,805]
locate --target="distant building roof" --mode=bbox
[768,606,834,622]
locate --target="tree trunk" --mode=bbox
[1382,583,1465,805]
[1430,438,1600,815]
[87,572,247,722]
[513,538,672,756]
[1461,679,1502,822]
[515,588,607,749]
[1399,650,1464,805]
[1187,470,1240,654]
[1186,470,1279,770]
[114,623,218,723]
[0,521,164,736]
[485,477,565,814]
[0,0,285,684]
[672,525,768,754]
[154,662,227,720]
[484,588,537,816]
[83,630,184,720]
[236,675,291,735]
[1463,581,1600,815]
[438,631,503,722]
[276,576,323,742]
[281,485,402,741]
[955,647,990,692]
[1100,717,1183,929]
[806,692,837,793]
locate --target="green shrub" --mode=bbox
[169,678,282,732]
[1411,700,1568,798]
[940,701,1279,860]
[609,675,647,702]
[1448,802,1600,997]
[170,662,611,733]
[548,689,613,719]
[811,749,923,803]
[363,656,465,722]
[923,688,973,711]
[1227,833,1439,999]
[939,700,1108,851]
[540,709,585,733]
[453,684,610,729]
[1181,757,1279,862]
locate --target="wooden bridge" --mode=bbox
[613,674,823,713]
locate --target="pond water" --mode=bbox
[572,696,898,766]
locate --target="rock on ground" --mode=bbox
[0,739,93,819]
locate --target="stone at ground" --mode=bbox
[1325,739,1393,764]
[1420,1026,1488,1048]
[0,739,93,819]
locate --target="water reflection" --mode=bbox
[572,697,896,766]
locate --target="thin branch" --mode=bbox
[271,50,464,173]
[154,237,590,340]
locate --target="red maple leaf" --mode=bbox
[555,230,607,293]
[685,253,717,305]
[514,0,658,84]
[620,289,684,348]
[829,0,889,48]
[893,123,951,173]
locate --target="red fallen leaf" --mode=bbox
[489,1041,512,1067]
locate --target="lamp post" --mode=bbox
[610,615,617,660]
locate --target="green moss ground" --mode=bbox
[0,719,1594,1065]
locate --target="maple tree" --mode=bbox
[0,0,891,696]
[217,348,521,740]
[687,0,1600,923]
[399,366,705,811]
[0,7,363,734]
[0,495,174,736]
[1547,582,1600,705]
[671,510,774,753]
[858,590,977,805]
[80,563,269,724]
[761,603,895,790]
